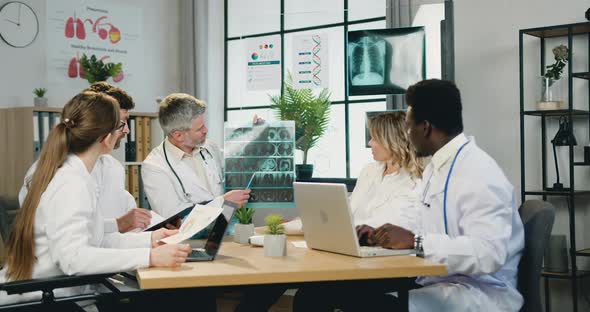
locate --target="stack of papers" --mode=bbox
[160,205,222,244]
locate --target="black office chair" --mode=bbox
[0,197,19,244]
[517,199,555,312]
[0,197,122,311]
[0,197,20,270]
[0,273,120,311]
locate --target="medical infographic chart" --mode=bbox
[245,36,281,91]
[224,121,296,209]
[47,0,143,88]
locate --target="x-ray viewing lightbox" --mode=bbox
[347,26,426,96]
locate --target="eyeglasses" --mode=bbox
[116,120,127,131]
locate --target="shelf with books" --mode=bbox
[0,107,162,210]
[123,161,143,166]
[0,106,64,197]
[115,113,163,209]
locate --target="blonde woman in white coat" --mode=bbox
[1,92,190,304]
[351,111,424,241]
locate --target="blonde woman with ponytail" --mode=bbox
[350,111,424,233]
[0,92,190,303]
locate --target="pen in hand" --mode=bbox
[245,172,256,190]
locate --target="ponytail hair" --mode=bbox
[368,111,424,179]
[6,91,119,281]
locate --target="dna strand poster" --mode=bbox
[292,33,329,89]
[224,121,296,209]
[46,0,143,88]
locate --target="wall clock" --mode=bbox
[0,1,39,48]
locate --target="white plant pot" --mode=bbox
[233,223,255,244]
[264,234,287,257]
[34,97,48,107]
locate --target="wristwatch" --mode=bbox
[414,233,424,256]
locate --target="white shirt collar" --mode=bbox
[165,138,198,161]
[431,133,468,172]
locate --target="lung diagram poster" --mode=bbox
[47,0,143,88]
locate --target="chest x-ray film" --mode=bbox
[224,121,296,208]
[347,26,425,96]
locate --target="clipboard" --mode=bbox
[145,206,194,231]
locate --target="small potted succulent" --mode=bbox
[264,214,286,257]
[233,207,255,244]
[33,88,47,107]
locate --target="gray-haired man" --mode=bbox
[142,93,250,219]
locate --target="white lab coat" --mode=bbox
[19,154,138,233]
[408,134,525,312]
[1,154,151,304]
[141,139,225,218]
[350,162,420,232]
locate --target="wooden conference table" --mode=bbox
[136,236,446,309]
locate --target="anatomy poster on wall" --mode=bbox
[292,33,329,89]
[246,36,281,91]
[46,0,143,87]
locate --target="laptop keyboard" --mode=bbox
[189,249,209,258]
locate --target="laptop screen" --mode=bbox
[203,204,235,256]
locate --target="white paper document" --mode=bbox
[160,205,223,244]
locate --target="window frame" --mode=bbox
[223,0,454,179]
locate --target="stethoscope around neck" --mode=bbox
[423,140,470,235]
[162,140,214,201]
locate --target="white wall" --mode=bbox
[203,0,225,146]
[454,0,590,311]
[0,0,181,113]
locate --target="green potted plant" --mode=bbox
[33,88,47,107]
[264,214,286,257]
[79,54,123,84]
[270,74,331,180]
[233,207,256,244]
[538,44,568,110]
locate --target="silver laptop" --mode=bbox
[294,182,415,258]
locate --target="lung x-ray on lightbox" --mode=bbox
[347,26,426,96]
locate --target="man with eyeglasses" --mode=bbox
[19,82,156,233]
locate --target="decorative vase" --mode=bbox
[537,77,565,110]
[34,97,48,107]
[264,234,287,257]
[233,223,255,245]
[296,164,314,181]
